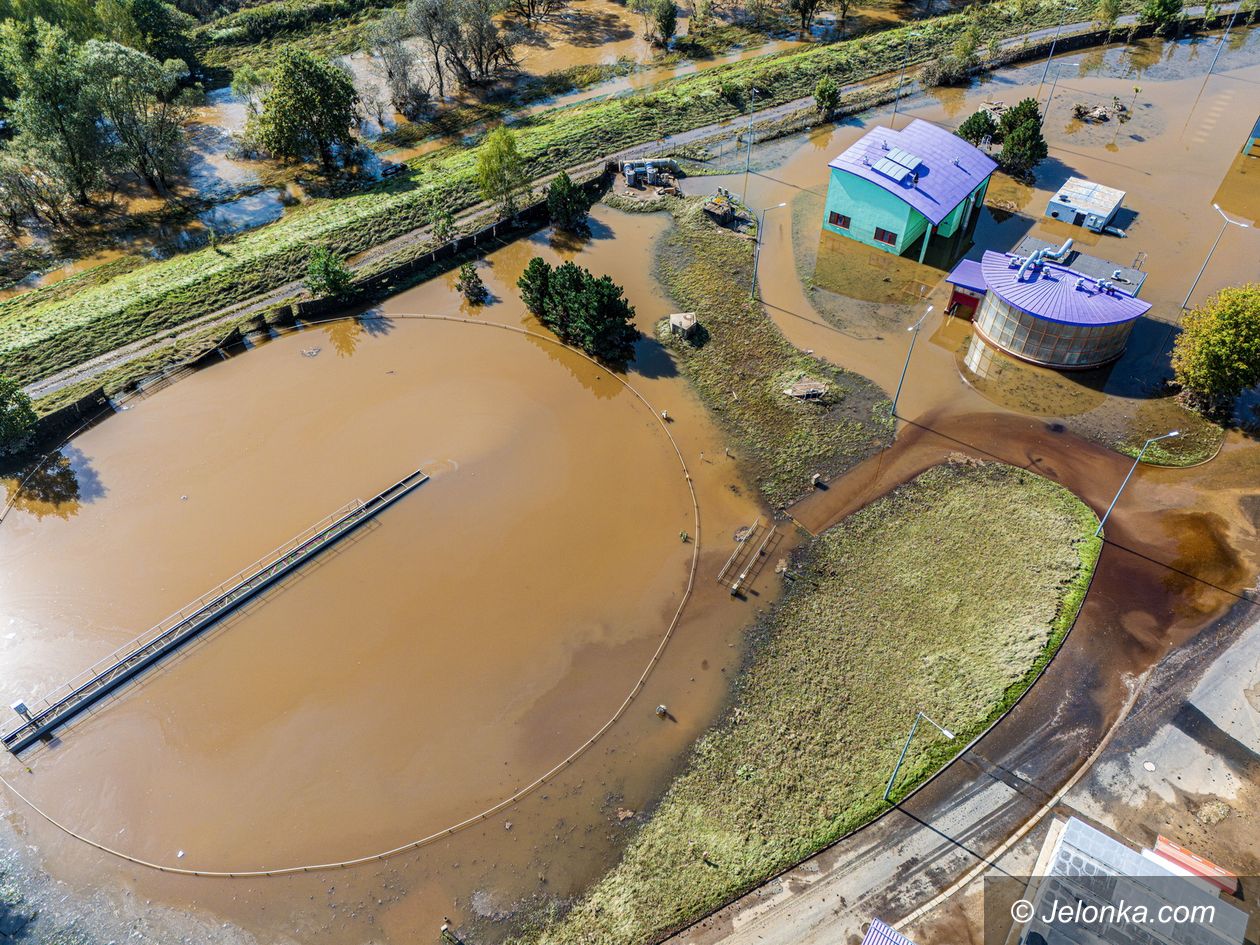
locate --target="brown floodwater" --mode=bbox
[0,204,780,944]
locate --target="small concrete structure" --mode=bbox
[783,377,828,399]
[823,119,996,262]
[668,311,698,338]
[1245,115,1260,157]
[1045,177,1125,232]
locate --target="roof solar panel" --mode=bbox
[886,146,922,170]
[872,157,911,182]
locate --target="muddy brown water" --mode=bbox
[0,207,780,942]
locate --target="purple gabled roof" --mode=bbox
[828,119,997,226]
[979,250,1151,326]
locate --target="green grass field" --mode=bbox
[524,459,1101,945]
[0,0,1103,387]
[644,194,892,505]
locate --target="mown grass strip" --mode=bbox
[0,0,1122,386]
[522,459,1101,945]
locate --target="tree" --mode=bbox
[0,19,106,204]
[230,63,268,118]
[517,258,638,363]
[0,141,71,232]
[366,10,428,118]
[306,246,353,297]
[504,0,564,25]
[651,0,677,43]
[407,0,456,99]
[443,0,516,87]
[1140,0,1182,32]
[997,119,1047,176]
[997,96,1041,139]
[814,75,839,119]
[82,41,191,196]
[547,170,590,232]
[956,108,997,145]
[102,0,195,62]
[1171,284,1260,414]
[477,125,527,217]
[456,261,488,302]
[250,48,357,169]
[0,374,37,454]
[1094,0,1121,31]
[787,0,822,32]
[421,187,454,240]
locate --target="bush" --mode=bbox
[1140,0,1183,32]
[814,75,840,119]
[0,374,36,454]
[997,120,1047,176]
[1171,283,1260,414]
[305,246,353,297]
[517,258,638,363]
[547,170,591,233]
[956,108,997,145]
[997,97,1041,139]
[455,262,488,303]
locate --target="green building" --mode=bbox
[823,118,997,262]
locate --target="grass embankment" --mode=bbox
[524,459,1101,945]
[0,0,1097,387]
[635,194,891,505]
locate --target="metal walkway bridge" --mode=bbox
[3,468,429,755]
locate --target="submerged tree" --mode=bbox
[366,9,429,118]
[1172,283,1260,415]
[250,48,358,169]
[517,258,638,363]
[547,170,590,233]
[406,0,455,99]
[787,0,823,33]
[443,0,517,87]
[997,119,1047,176]
[477,125,528,217]
[0,374,37,455]
[651,0,677,43]
[504,0,564,25]
[456,261,488,303]
[82,40,192,195]
[956,108,997,145]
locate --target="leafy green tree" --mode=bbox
[107,0,194,61]
[517,258,638,363]
[1094,0,1121,31]
[82,41,191,195]
[997,96,1041,139]
[456,261,488,303]
[250,48,357,170]
[813,75,839,119]
[651,0,677,43]
[1171,284,1260,413]
[230,62,268,118]
[477,125,528,217]
[997,119,1047,176]
[788,0,822,31]
[956,108,997,145]
[547,170,590,233]
[0,374,37,454]
[0,19,106,204]
[1140,0,1182,32]
[305,246,353,297]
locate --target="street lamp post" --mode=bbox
[743,87,759,199]
[884,710,956,802]
[1183,203,1250,309]
[890,31,918,130]
[1095,430,1180,538]
[1207,7,1239,75]
[1036,4,1073,100]
[750,201,788,299]
[891,304,934,417]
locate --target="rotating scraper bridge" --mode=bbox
[2,468,429,755]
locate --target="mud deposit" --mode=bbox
[1,206,772,944]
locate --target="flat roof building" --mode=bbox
[1045,177,1125,232]
[947,245,1152,369]
[1245,115,1260,156]
[824,119,997,262]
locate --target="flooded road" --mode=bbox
[0,205,780,944]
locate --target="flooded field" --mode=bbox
[682,26,1260,456]
[0,205,780,944]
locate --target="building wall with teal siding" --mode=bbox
[822,169,923,254]
[936,177,990,238]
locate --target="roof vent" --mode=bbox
[881,138,890,150]
[1075,278,1085,290]
[1010,256,1023,268]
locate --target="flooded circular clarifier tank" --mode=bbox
[0,317,697,870]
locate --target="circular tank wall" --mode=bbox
[972,291,1137,369]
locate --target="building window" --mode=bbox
[874,227,898,246]
[828,211,851,230]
